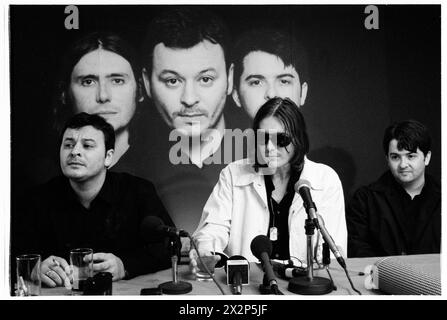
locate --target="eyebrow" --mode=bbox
[74,73,129,81]
[277,73,296,78]
[244,73,296,81]
[158,70,181,78]
[159,68,218,77]
[63,137,97,143]
[389,151,413,155]
[244,74,266,81]
[198,68,218,75]
[107,73,129,78]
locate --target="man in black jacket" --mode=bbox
[347,120,440,257]
[11,113,174,290]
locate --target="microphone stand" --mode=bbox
[288,217,333,295]
[158,236,192,294]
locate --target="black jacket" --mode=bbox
[346,171,441,257]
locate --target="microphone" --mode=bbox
[272,261,306,279]
[140,216,192,295]
[295,179,346,269]
[225,255,249,295]
[140,216,189,243]
[364,256,441,295]
[294,179,317,221]
[250,235,282,294]
[316,213,346,269]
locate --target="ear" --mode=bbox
[104,149,114,168]
[424,151,432,166]
[142,68,152,99]
[232,88,242,108]
[226,63,234,96]
[300,82,308,106]
[137,78,145,102]
[61,91,66,105]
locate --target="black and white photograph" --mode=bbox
[2,1,443,308]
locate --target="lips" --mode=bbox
[178,113,205,118]
[96,112,118,116]
[94,110,118,117]
[67,161,85,166]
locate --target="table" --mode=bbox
[41,254,440,296]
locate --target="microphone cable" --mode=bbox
[188,234,226,295]
[272,284,284,295]
[320,232,362,295]
[323,243,337,291]
[261,274,284,295]
[344,267,362,295]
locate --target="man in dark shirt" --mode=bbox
[12,112,174,290]
[347,120,440,257]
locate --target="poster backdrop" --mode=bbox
[10,5,440,235]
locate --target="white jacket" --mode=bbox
[192,157,348,263]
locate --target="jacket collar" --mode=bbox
[369,171,400,193]
[233,156,323,191]
[370,171,440,197]
[299,157,324,191]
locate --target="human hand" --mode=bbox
[188,249,221,276]
[86,252,125,281]
[40,255,72,289]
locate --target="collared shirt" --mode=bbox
[193,157,347,263]
[12,171,175,279]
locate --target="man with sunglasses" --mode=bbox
[190,98,346,269]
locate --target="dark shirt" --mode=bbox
[265,171,301,260]
[395,177,426,245]
[12,171,175,282]
[347,171,441,257]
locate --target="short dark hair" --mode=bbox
[141,6,231,75]
[253,97,310,173]
[232,28,308,88]
[54,32,139,131]
[61,112,116,153]
[383,119,431,156]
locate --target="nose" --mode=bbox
[97,81,111,103]
[70,142,82,157]
[181,82,199,108]
[399,157,409,168]
[265,138,276,155]
[264,83,277,101]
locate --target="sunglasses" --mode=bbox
[258,131,292,148]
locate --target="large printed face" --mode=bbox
[144,40,232,136]
[233,51,307,119]
[60,125,113,182]
[68,49,137,132]
[387,139,431,187]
